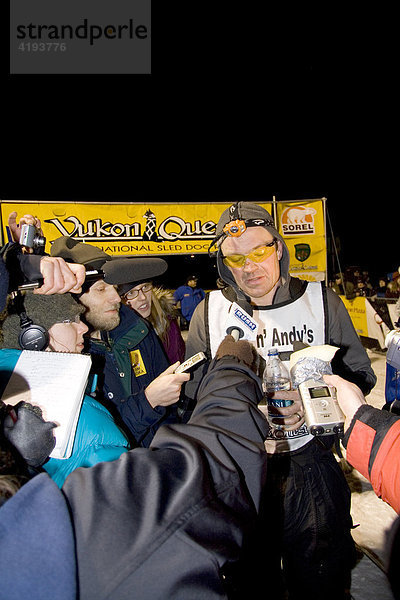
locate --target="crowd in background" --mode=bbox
[329,266,400,299]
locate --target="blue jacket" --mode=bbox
[173,285,205,321]
[0,473,76,600]
[0,348,129,488]
[44,395,129,488]
[89,304,176,447]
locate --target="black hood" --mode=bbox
[213,202,291,308]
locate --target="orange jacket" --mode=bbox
[344,405,400,513]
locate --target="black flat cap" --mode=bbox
[51,236,167,286]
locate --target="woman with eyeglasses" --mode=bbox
[0,292,130,488]
[119,281,186,365]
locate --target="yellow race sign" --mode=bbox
[339,296,369,337]
[276,199,326,282]
[339,295,390,349]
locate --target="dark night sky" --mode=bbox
[3,4,394,284]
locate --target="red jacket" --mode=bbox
[343,405,400,513]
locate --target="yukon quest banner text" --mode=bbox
[0,202,271,256]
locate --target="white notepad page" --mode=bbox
[2,350,92,459]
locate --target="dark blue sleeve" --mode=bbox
[173,286,184,302]
[1,243,43,305]
[113,328,171,447]
[117,395,166,447]
[0,257,9,312]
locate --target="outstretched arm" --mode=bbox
[325,373,400,513]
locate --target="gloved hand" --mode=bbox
[389,399,400,416]
[216,335,260,373]
[2,401,56,467]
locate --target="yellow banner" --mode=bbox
[276,199,326,282]
[339,295,390,349]
[339,296,369,337]
[0,201,274,256]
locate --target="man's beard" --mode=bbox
[85,304,121,332]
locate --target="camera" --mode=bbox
[299,378,345,436]
[386,330,400,371]
[19,224,46,252]
[385,330,400,414]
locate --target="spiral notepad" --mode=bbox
[2,350,92,459]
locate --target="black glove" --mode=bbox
[216,335,260,373]
[0,242,25,292]
[3,401,57,467]
[389,399,400,416]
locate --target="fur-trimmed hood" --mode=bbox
[153,287,180,319]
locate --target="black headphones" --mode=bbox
[12,291,49,351]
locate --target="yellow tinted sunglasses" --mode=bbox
[222,239,277,268]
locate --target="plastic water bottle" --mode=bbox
[263,348,291,393]
[260,348,292,434]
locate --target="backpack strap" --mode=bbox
[204,291,212,360]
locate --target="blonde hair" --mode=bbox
[121,285,179,347]
[148,287,179,345]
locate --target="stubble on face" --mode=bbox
[84,304,120,331]
[79,282,121,332]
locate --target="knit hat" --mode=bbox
[0,293,84,350]
[210,202,290,294]
[214,202,276,242]
[50,236,168,289]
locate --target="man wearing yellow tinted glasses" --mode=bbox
[221,235,281,305]
[182,201,376,600]
[222,238,277,267]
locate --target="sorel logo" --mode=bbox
[234,308,257,331]
[281,206,317,236]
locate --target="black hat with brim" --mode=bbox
[51,236,167,287]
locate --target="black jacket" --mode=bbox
[62,356,268,599]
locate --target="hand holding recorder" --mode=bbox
[322,374,366,431]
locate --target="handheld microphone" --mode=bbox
[83,259,145,285]
[225,302,258,342]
